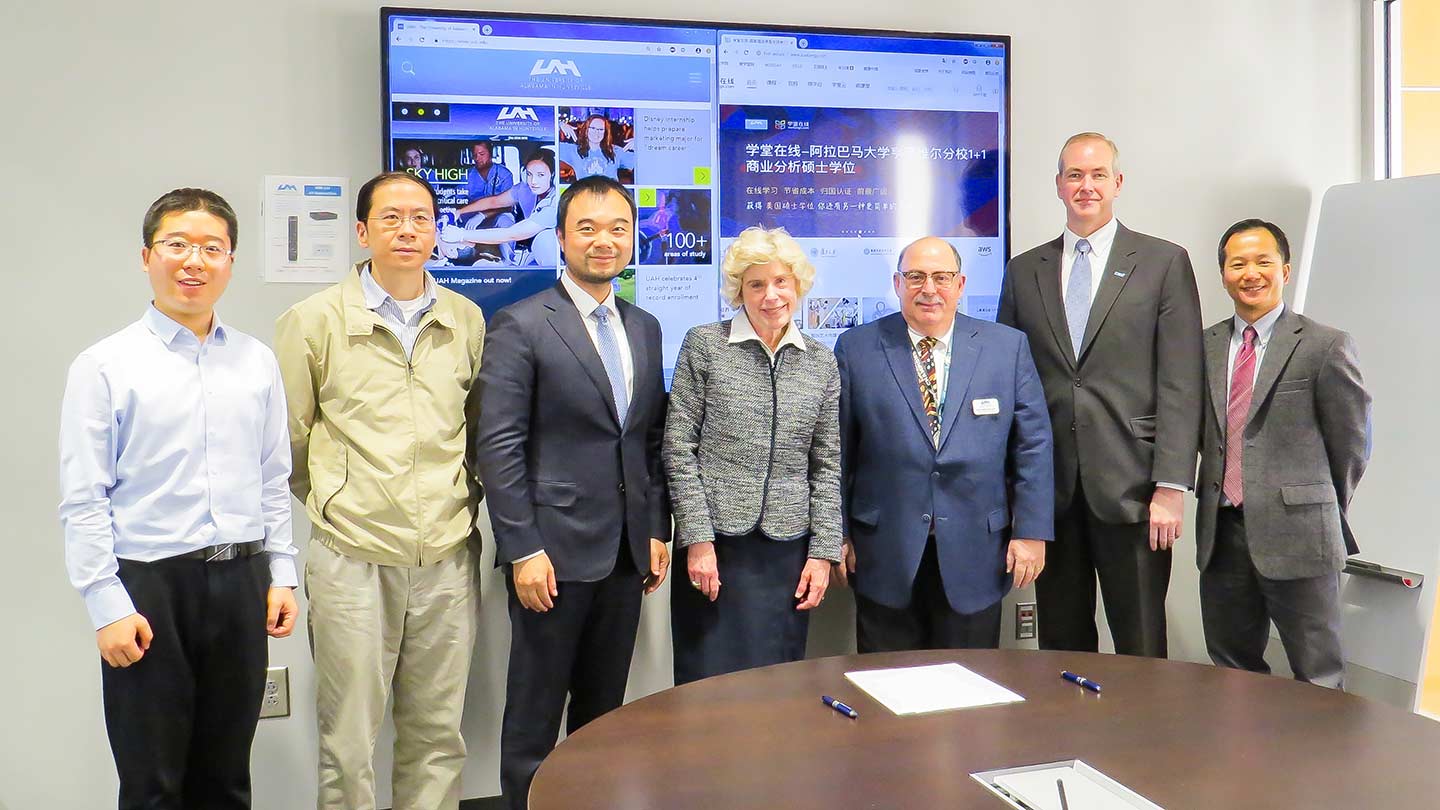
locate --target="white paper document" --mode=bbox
[975,760,1165,810]
[843,662,1024,715]
[263,176,350,283]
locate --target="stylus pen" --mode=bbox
[1057,778,1071,810]
[1061,670,1102,693]
[821,695,858,718]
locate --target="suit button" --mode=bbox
[1073,377,1082,387]
[1212,483,1221,492]
[1070,422,1077,432]
[922,514,932,523]
[618,483,626,493]
[931,472,940,480]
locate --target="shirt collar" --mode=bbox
[142,304,226,345]
[1064,216,1119,258]
[730,306,807,352]
[906,323,952,353]
[360,264,437,313]
[561,271,619,320]
[1233,302,1286,346]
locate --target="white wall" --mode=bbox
[0,1,1366,807]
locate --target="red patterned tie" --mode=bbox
[916,336,940,448]
[1222,326,1258,505]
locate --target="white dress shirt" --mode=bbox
[906,324,953,414]
[1227,303,1286,387]
[562,271,633,398]
[59,307,299,629]
[730,306,807,361]
[1060,216,1120,306]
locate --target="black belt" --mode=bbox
[172,541,265,563]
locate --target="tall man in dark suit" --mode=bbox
[1196,219,1370,688]
[998,133,1203,657]
[474,176,672,810]
[835,237,1055,650]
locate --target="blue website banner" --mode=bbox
[390,47,712,104]
[719,30,1005,57]
[717,105,1000,239]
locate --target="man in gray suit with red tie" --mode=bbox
[1196,219,1370,688]
[999,132,1203,658]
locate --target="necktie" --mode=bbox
[1223,326,1258,505]
[916,336,941,448]
[592,305,629,425]
[1065,238,1093,359]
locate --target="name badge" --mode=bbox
[972,398,1000,416]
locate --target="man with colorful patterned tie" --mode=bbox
[833,236,1055,652]
[1194,219,1370,687]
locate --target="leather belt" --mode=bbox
[173,541,265,563]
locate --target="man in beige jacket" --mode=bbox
[275,172,486,810]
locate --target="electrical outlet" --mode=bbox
[1015,601,1037,640]
[260,666,289,719]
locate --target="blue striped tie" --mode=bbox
[592,305,629,424]
[1065,238,1093,359]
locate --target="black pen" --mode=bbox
[1057,777,1070,810]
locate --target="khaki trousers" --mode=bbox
[307,537,479,810]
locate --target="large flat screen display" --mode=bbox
[382,8,1009,379]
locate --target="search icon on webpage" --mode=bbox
[400,61,416,76]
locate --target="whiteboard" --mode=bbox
[1300,173,1440,688]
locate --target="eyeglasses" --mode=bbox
[899,270,960,290]
[152,239,233,263]
[367,213,436,232]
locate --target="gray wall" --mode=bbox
[0,1,1366,807]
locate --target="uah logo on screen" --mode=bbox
[275,184,298,192]
[530,59,581,77]
[498,106,540,122]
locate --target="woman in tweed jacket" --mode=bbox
[664,226,843,685]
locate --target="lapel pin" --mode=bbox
[1113,271,1128,278]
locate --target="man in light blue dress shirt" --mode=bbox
[58,188,299,810]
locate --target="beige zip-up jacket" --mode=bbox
[275,262,486,566]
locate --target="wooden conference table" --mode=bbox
[529,649,1440,809]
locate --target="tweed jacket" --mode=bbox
[663,317,842,561]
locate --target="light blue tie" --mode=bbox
[1065,238,1093,359]
[592,305,629,424]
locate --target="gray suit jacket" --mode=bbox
[1195,309,1370,580]
[999,222,1204,524]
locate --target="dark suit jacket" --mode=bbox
[1195,308,1370,580]
[474,281,670,581]
[835,313,1055,615]
[998,222,1203,524]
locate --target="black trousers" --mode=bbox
[855,535,1002,653]
[103,553,270,810]
[500,542,644,810]
[1200,506,1345,688]
[671,530,811,685]
[1036,482,1171,657]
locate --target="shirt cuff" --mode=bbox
[513,549,545,563]
[1155,482,1190,492]
[85,579,137,631]
[268,554,299,589]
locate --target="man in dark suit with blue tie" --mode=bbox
[834,236,1055,651]
[474,176,672,810]
[999,133,1203,658]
